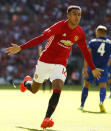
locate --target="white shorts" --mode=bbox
[33,60,67,83]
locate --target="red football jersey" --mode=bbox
[21,20,95,70]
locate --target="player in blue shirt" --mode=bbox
[107,55,111,98]
[79,25,111,112]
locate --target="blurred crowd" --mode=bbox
[0,0,111,84]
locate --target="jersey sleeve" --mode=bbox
[88,41,93,49]
[20,21,64,50]
[77,31,96,70]
[43,20,64,37]
[20,34,48,50]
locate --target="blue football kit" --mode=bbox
[80,36,111,109]
[86,37,111,83]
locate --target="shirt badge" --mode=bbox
[62,33,66,37]
[74,35,79,41]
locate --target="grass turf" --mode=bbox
[0,85,111,131]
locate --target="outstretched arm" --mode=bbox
[20,34,48,50]
[5,33,48,55]
[5,21,63,55]
[5,43,21,55]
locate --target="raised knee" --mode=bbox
[31,81,42,94]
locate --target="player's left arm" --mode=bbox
[77,32,103,79]
[83,48,91,78]
[77,38,95,70]
[84,48,92,69]
[85,48,92,67]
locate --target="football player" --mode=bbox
[79,25,111,112]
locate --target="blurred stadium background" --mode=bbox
[0,0,111,85]
[1,1,111,131]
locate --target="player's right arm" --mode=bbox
[5,43,21,55]
[77,30,104,80]
[5,33,48,55]
[5,21,64,55]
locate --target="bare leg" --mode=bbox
[25,80,42,94]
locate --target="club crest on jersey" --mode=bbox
[60,40,73,46]
[74,35,79,41]
[62,33,66,37]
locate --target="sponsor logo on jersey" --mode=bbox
[57,40,73,49]
[60,40,73,46]
[57,42,70,49]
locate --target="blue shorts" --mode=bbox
[86,67,108,84]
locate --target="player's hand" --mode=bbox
[5,43,21,55]
[92,68,104,80]
[83,69,88,78]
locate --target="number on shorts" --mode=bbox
[62,68,67,77]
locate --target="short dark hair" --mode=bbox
[67,5,81,14]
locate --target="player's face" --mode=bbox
[67,9,81,26]
[96,29,106,38]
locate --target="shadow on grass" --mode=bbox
[82,110,108,114]
[16,126,59,131]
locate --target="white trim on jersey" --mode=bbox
[90,38,111,44]
[40,35,55,56]
[45,35,55,50]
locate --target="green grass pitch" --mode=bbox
[0,85,111,131]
